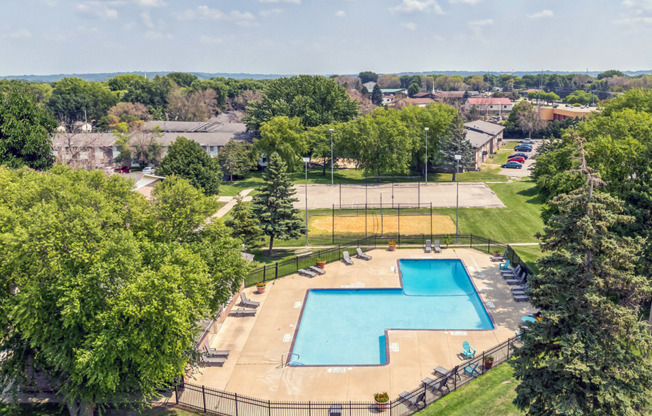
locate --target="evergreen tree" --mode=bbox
[225,196,263,250]
[371,84,383,106]
[433,120,474,181]
[511,139,652,416]
[157,136,221,195]
[252,153,304,255]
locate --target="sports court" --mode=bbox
[309,213,457,235]
[292,182,505,210]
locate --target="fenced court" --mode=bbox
[292,182,505,210]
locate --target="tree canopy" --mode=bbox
[256,116,307,172]
[0,86,57,170]
[0,167,248,415]
[217,140,258,181]
[156,136,222,195]
[244,75,359,131]
[47,77,118,127]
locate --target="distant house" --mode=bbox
[412,92,436,100]
[433,91,466,106]
[520,88,543,96]
[381,88,407,106]
[52,132,117,170]
[396,97,435,108]
[464,120,505,169]
[539,106,597,121]
[465,97,514,115]
[133,174,165,199]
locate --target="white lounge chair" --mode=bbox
[433,240,442,253]
[298,268,317,278]
[342,251,353,265]
[229,308,256,317]
[356,248,371,260]
[240,292,260,308]
[425,240,432,253]
[309,265,325,275]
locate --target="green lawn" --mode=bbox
[511,245,543,274]
[416,364,523,416]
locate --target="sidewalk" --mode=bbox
[212,189,254,220]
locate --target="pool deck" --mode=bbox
[191,248,535,401]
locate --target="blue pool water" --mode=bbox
[289,259,493,366]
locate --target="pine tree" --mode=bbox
[371,84,383,106]
[252,153,304,255]
[511,137,652,416]
[433,120,474,181]
[225,196,262,250]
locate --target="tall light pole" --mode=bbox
[454,154,461,244]
[303,157,310,246]
[424,127,429,184]
[329,128,334,185]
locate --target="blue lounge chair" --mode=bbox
[461,341,476,359]
[499,259,510,270]
[464,362,481,377]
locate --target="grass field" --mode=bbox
[511,245,543,274]
[416,364,523,416]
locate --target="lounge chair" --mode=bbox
[490,249,508,262]
[501,265,522,277]
[329,404,342,416]
[464,362,481,378]
[239,292,260,308]
[342,251,353,265]
[205,345,230,358]
[298,268,317,278]
[499,259,511,270]
[515,330,522,342]
[399,391,426,409]
[506,274,527,285]
[422,376,450,394]
[513,294,530,302]
[461,341,476,359]
[356,248,372,260]
[433,240,442,253]
[229,308,256,317]
[200,354,226,367]
[309,265,326,275]
[425,240,432,253]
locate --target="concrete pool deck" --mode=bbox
[190,248,535,401]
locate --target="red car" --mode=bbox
[114,165,130,173]
[507,157,525,164]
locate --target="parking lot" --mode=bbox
[499,140,538,178]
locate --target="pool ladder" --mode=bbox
[281,352,300,367]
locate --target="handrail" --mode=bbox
[281,352,300,367]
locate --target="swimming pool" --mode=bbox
[288,259,493,366]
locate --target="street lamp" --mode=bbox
[424,127,430,184]
[303,157,310,246]
[329,128,334,186]
[454,154,461,244]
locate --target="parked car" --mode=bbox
[509,153,529,160]
[519,138,535,144]
[114,165,130,173]
[501,161,523,169]
[142,166,155,175]
[508,156,526,164]
[514,145,532,152]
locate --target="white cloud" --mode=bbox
[260,0,301,4]
[135,0,166,6]
[3,29,32,39]
[145,30,172,39]
[615,16,652,24]
[141,10,154,28]
[449,0,479,4]
[527,10,554,19]
[390,0,443,14]
[623,0,652,11]
[468,18,493,36]
[432,34,445,42]
[180,6,257,26]
[75,2,119,19]
[401,22,418,30]
[335,10,346,17]
[200,35,227,44]
[260,8,284,17]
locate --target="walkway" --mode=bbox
[213,189,254,219]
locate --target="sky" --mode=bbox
[1,0,651,76]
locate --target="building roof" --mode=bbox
[435,91,465,99]
[381,88,406,94]
[412,92,434,99]
[52,132,117,147]
[466,97,513,105]
[465,129,494,149]
[158,132,251,147]
[464,120,505,136]
[403,97,435,105]
[521,88,543,94]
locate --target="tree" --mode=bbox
[0,86,57,170]
[597,69,625,80]
[371,84,383,106]
[251,153,304,255]
[506,101,543,138]
[47,78,118,128]
[432,119,474,181]
[358,71,378,84]
[167,87,218,121]
[244,76,358,131]
[407,83,420,97]
[303,124,337,176]
[255,116,307,171]
[377,74,401,88]
[0,167,248,416]
[131,126,164,167]
[157,136,222,195]
[217,140,258,181]
[165,72,199,88]
[112,122,133,165]
[563,90,598,106]
[225,197,263,250]
[511,140,652,415]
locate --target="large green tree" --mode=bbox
[371,84,383,106]
[157,136,222,195]
[252,153,304,255]
[244,75,358,131]
[225,197,263,250]
[432,119,475,181]
[47,78,118,128]
[511,149,652,415]
[0,86,57,170]
[256,116,307,172]
[217,140,258,181]
[0,167,248,416]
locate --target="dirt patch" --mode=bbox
[310,214,456,235]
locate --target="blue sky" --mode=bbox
[1,0,651,75]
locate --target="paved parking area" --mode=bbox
[499,140,538,178]
[191,248,535,401]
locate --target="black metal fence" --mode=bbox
[246,234,532,287]
[175,336,521,416]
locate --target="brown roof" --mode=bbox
[404,97,435,105]
[435,91,465,99]
[464,120,505,136]
[467,97,513,105]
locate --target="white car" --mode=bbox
[142,167,155,175]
